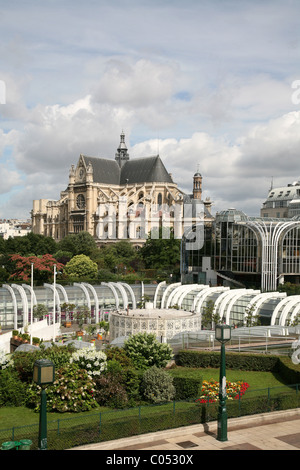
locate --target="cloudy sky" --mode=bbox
[0,0,300,219]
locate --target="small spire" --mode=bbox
[115,131,129,167]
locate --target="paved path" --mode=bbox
[70,408,300,451]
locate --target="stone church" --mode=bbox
[32,133,212,246]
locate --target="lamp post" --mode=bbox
[215,324,231,442]
[33,359,55,450]
[53,264,57,342]
[30,263,33,345]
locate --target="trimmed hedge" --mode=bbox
[172,376,203,400]
[175,350,300,385]
[277,357,300,384]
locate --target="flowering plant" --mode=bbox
[70,348,107,377]
[26,364,97,413]
[196,379,249,403]
[0,350,13,370]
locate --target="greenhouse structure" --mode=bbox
[0,280,299,337]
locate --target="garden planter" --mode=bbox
[97,333,102,340]
[64,321,72,328]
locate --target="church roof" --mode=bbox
[120,155,173,184]
[82,156,120,185]
[81,154,173,186]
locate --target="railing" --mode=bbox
[0,383,299,450]
[168,331,297,355]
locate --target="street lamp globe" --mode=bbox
[215,324,231,343]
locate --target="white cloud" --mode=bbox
[1,0,300,219]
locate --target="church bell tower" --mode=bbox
[193,166,202,200]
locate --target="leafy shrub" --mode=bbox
[124,333,173,370]
[0,369,27,407]
[104,346,134,369]
[93,372,129,409]
[13,345,74,383]
[26,364,97,413]
[141,366,175,404]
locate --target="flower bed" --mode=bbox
[196,379,249,403]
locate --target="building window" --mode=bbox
[76,194,85,209]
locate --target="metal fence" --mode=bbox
[168,331,297,355]
[1,383,300,450]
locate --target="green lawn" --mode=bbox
[0,367,291,430]
[168,367,288,389]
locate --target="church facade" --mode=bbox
[32,133,212,246]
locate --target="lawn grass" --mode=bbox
[0,367,291,431]
[168,366,288,390]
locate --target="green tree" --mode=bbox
[201,300,220,329]
[57,232,98,258]
[5,233,57,256]
[64,254,98,280]
[33,303,49,320]
[73,231,98,257]
[244,303,261,327]
[139,228,180,270]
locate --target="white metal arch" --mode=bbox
[119,282,137,309]
[161,282,181,309]
[55,284,69,304]
[83,283,100,323]
[177,285,205,308]
[218,289,248,321]
[191,286,212,311]
[289,300,300,325]
[153,281,166,308]
[166,284,199,308]
[3,285,18,329]
[212,288,231,319]
[11,284,28,328]
[22,284,37,306]
[111,282,128,308]
[224,289,260,324]
[248,292,286,325]
[101,282,119,309]
[270,295,294,326]
[195,286,229,315]
[73,283,91,310]
[247,220,300,292]
[44,283,62,315]
[279,296,300,326]
[271,296,291,326]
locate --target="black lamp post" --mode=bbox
[33,359,55,450]
[215,324,231,442]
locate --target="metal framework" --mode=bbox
[246,220,300,292]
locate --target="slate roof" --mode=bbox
[81,155,173,185]
[82,156,120,185]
